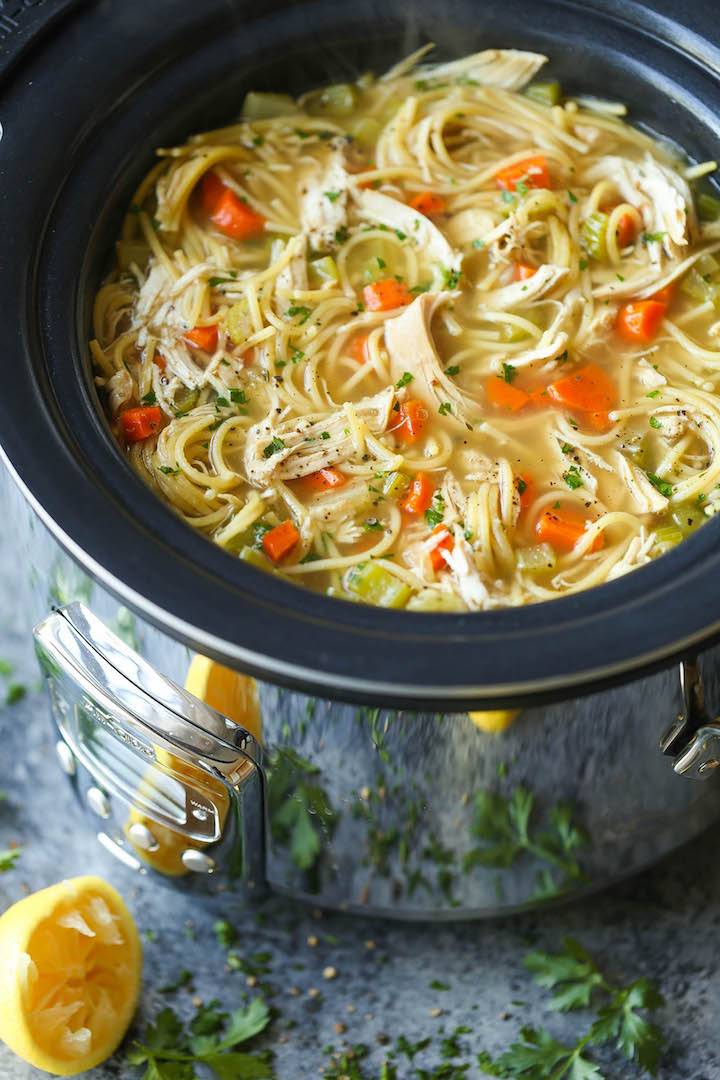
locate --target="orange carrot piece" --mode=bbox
[262,519,300,562]
[184,325,218,352]
[211,189,266,240]
[349,333,371,364]
[396,399,428,442]
[408,191,447,215]
[121,406,162,442]
[495,155,550,192]
[546,364,616,413]
[649,283,675,305]
[515,473,534,512]
[614,212,636,247]
[428,524,454,570]
[302,468,346,492]
[616,300,666,342]
[200,170,226,214]
[154,353,166,371]
[363,278,412,311]
[514,262,537,281]
[401,473,434,515]
[528,386,551,407]
[486,375,530,412]
[535,506,604,553]
[587,411,611,432]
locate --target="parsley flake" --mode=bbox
[263,437,286,458]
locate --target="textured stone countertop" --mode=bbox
[0,525,719,1080]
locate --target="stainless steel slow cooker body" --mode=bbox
[4,0,720,917]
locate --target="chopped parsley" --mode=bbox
[208,276,236,287]
[396,371,414,389]
[438,402,452,415]
[501,190,516,204]
[649,415,661,429]
[647,389,661,399]
[290,347,305,363]
[207,417,225,431]
[230,388,247,404]
[567,190,577,203]
[285,303,312,323]
[394,228,406,241]
[443,268,462,289]
[140,390,157,406]
[158,465,181,476]
[425,491,445,529]
[502,362,517,384]
[579,257,588,270]
[642,230,667,243]
[321,431,331,440]
[516,477,527,496]
[647,472,673,497]
[334,225,349,245]
[561,442,573,454]
[324,189,341,202]
[444,365,460,377]
[216,396,229,408]
[410,282,432,294]
[376,256,387,270]
[252,134,263,146]
[564,466,584,490]
[363,519,384,531]
[263,436,286,458]
[300,550,322,564]
[472,238,485,249]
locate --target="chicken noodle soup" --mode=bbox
[91,47,720,612]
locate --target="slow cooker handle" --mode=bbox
[33,602,266,891]
[661,658,720,778]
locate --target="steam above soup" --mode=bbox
[91,47,720,611]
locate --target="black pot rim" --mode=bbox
[3,0,720,708]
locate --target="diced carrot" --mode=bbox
[649,282,675,305]
[262,519,300,562]
[363,279,412,311]
[616,300,666,342]
[408,191,447,215]
[401,473,434,515]
[614,212,636,247]
[184,325,218,352]
[495,155,550,192]
[301,468,346,492]
[546,364,616,413]
[349,333,371,364]
[200,170,226,214]
[120,406,162,442]
[396,399,428,442]
[428,524,454,570]
[515,473,534,512]
[528,386,551,407]
[535,506,604,553]
[514,262,537,281]
[486,375,530,412]
[154,353,166,371]
[587,411,611,432]
[211,189,266,240]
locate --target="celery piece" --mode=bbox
[581,212,609,261]
[305,83,358,118]
[242,91,300,120]
[381,471,410,499]
[174,387,199,413]
[310,255,339,285]
[516,543,556,572]
[227,299,252,345]
[680,267,720,306]
[346,561,412,607]
[697,192,720,221]
[238,546,272,570]
[655,525,684,546]
[525,80,562,107]
[671,503,702,535]
[407,588,466,612]
[350,116,381,149]
[696,252,720,277]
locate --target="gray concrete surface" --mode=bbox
[0,521,719,1079]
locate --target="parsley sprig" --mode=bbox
[479,938,665,1078]
[127,997,272,1079]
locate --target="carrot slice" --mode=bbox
[401,473,434,515]
[535,506,604,553]
[649,283,675,305]
[200,170,226,214]
[616,300,666,342]
[614,212,636,247]
[486,375,530,412]
[363,279,412,311]
[184,325,218,352]
[495,155,550,192]
[528,386,551,407]
[546,364,616,413]
[154,354,166,371]
[514,262,537,281]
[428,524,454,570]
[301,468,346,492]
[408,191,447,215]
[262,520,300,562]
[211,189,266,240]
[349,333,371,364]
[120,406,162,442]
[515,473,534,512]
[396,399,428,442]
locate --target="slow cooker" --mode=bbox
[3,0,720,918]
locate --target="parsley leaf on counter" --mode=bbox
[0,849,20,872]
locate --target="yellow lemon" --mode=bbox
[0,876,141,1076]
[125,656,261,874]
[468,709,519,733]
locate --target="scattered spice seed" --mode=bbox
[307,935,319,947]
[308,988,321,997]
[323,966,338,980]
[289,987,301,996]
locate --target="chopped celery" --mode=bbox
[174,387,199,413]
[305,83,358,118]
[346,561,412,608]
[227,299,252,345]
[407,589,466,612]
[242,91,300,120]
[227,520,272,555]
[349,116,381,149]
[517,543,556,573]
[680,267,720,306]
[581,212,609,261]
[697,192,720,221]
[310,255,339,285]
[525,80,562,107]
[381,471,410,499]
[655,525,683,546]
[671,503,702,534]
[239,546,272,570]
[696,252,720,276]
[499,310,541,342]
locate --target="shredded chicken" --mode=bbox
[354,188,462,273]
[442,531,489,609]
[301,154,351,251]
[635,359,666,389]
[606,531,656,580]
[482,264,568,310]
[614,452,669,513]
[106,369,134,417]
[413,49,547,91]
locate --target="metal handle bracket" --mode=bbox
[661,658,720,779]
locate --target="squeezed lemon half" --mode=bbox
[0,875,141,1075]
